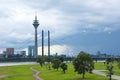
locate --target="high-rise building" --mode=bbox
[6,48,14,55]
[28,46,35,57]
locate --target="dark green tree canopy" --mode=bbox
[37,56,45,66]
[60,63,67,73]
[73,51,94,79]
[52,58,61,70]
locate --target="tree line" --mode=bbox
[37,51,94,79]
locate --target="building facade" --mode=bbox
[6,48,14,55]
[28,46,35,57]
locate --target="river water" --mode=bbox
[0,62,37,67]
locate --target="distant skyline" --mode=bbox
[0,0,120,55]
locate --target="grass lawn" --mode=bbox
[33,63,109,80]
[112,62,120,76]
[0,62,116,80]
[94,62,120,76]
[0,65,34,80]
[94,62,106,70]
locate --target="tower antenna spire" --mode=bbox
[35,11,37,20]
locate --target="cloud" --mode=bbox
[0,0,120,55]
[22,44,72,56]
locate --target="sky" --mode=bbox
[0,0,120,55]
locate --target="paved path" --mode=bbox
[93,70,120,80]
[30,67,43,80]
[0,75,7,79]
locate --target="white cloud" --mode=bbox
[22,44,72,56]
[0,0,120,54]
[38,44,71,55]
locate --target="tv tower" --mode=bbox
[33,15,39,58]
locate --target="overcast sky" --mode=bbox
[0,0,120,55]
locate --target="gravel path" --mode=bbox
[30,67,43,80]
[0,75,7,79]
[93,70,120,80]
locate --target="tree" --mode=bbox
[60,63,67,73]
[58,57,64,62]
[117,59,120,69]
[52,58,61,70]
[73,51,94,79]
[106,63,113,80]
[37,56,44,67]
[118,61,120,69]
[44,56,51,70]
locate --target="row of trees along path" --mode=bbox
[35,51,120,80]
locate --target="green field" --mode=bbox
[95,62,120,76]
[0,62,118,80]
[33,63,109,80]
[0,65,34,80]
